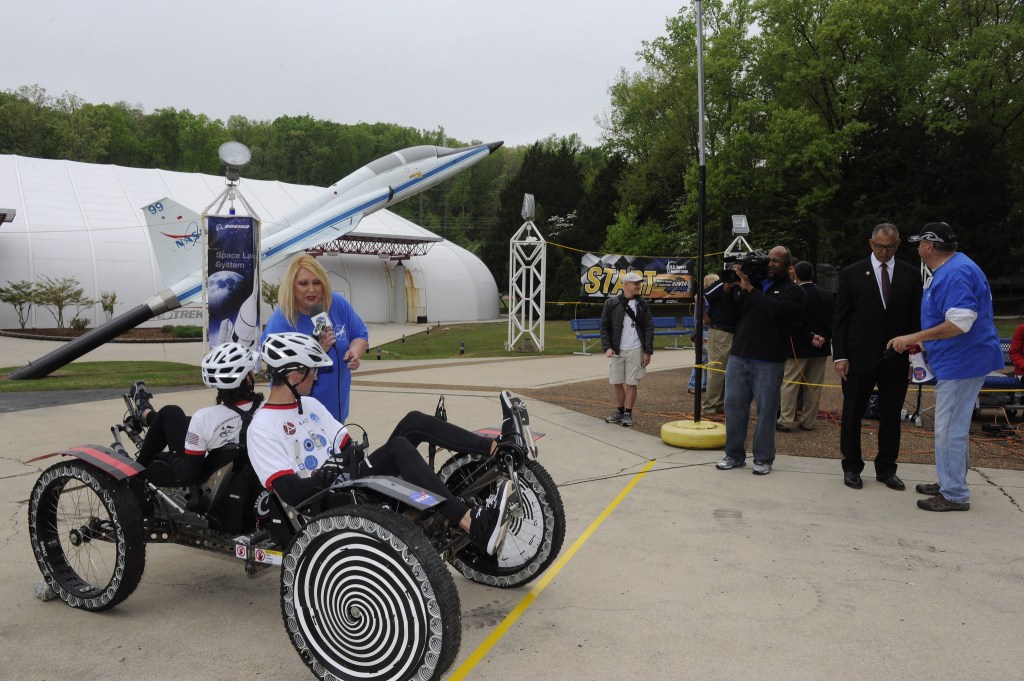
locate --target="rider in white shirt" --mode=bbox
[248,332,516,556]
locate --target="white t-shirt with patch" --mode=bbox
[246,397,350,491]
[184,401,258,456]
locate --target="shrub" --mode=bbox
[161,324,175,333]
[69,316,90,330]
[171,325,203,339]
[100,290,117,320]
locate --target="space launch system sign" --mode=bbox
[580,252,695,302]
[206,215,260,348]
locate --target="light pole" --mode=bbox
[659,0,727,449]
[692,0,708,422]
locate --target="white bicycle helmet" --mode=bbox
[261,332,333,375]
[201,342,260,389]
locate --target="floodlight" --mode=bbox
[521,194,535,221]
[0,208,15,223]
[731,214,750,235]
[218,141,252,182]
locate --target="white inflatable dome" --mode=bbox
[0,155,499,328]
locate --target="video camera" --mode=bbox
[720,250,771,285]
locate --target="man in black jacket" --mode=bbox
[832,223,922,491]
[601,271,654,427]
[778,261,835,432]
[717,246,805,475]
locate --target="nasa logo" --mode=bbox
[409,489,437,505]
[161,220,202,250]
[304,455,319,471]
[283,422,296,435]
[309,413,320,423]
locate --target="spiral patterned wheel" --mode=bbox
[440,456,565,589]
[281,505,461,681]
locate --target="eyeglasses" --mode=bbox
[871,242,899,253]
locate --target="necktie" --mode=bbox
[880,262,890,307]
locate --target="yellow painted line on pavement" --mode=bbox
[448,458,657,680]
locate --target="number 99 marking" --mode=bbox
[147,202,164,214]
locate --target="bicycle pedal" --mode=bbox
[506,498,525,520]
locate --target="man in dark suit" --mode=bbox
[832,223,922,490]
[778,261,835,432]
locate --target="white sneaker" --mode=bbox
[752,461,772,475]
[469,479,515,555]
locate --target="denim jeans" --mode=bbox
[933,375,985,503]
[724,355,785,464]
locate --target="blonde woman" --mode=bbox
[260,254,369,421]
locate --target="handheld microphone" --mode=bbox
[908,344,935,383]
[310,304,329,340]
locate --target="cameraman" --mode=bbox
[716,246,805,476]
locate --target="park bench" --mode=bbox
[653,316,689,350]
[975,336,1023,419]
[570,319,602,355]
[570,316,692,355]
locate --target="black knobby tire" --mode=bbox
[27,460,146,612]
[440,455,565,588]
[280,505,461,681]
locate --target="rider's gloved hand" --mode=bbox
[312,466,343,491]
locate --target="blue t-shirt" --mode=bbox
[921,252,1003,379]
[260,291,369,421]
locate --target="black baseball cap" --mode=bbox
[908,222,957,243]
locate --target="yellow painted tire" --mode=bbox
[661,419,727,449]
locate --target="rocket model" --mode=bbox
[6,142,501,380]
[142,141,502,343]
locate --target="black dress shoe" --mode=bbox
[876,473,906,491]
[844,471,863,489]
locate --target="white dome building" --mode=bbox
[0,155,499,328]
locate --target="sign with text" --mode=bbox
[580,253,695,302]
[206,215,260,348]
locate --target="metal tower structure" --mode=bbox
[506,194,546,352]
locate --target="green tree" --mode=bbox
[52,91,111,162]
[483,137,585,293]
[262,281,280,311]
[0,85,57,157]
[0,280,38,329]
[33,276,94,329]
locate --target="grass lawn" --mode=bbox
[371,320,613,360]
[0,361,199,393]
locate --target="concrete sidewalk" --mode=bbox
[1,333,1022,680]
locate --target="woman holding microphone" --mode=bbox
[261,254,369,421]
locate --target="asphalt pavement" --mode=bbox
[2,332,1023,680]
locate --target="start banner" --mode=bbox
[580,253,695,302]
[206,215,260,348]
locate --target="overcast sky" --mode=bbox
[3,1,685,148]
